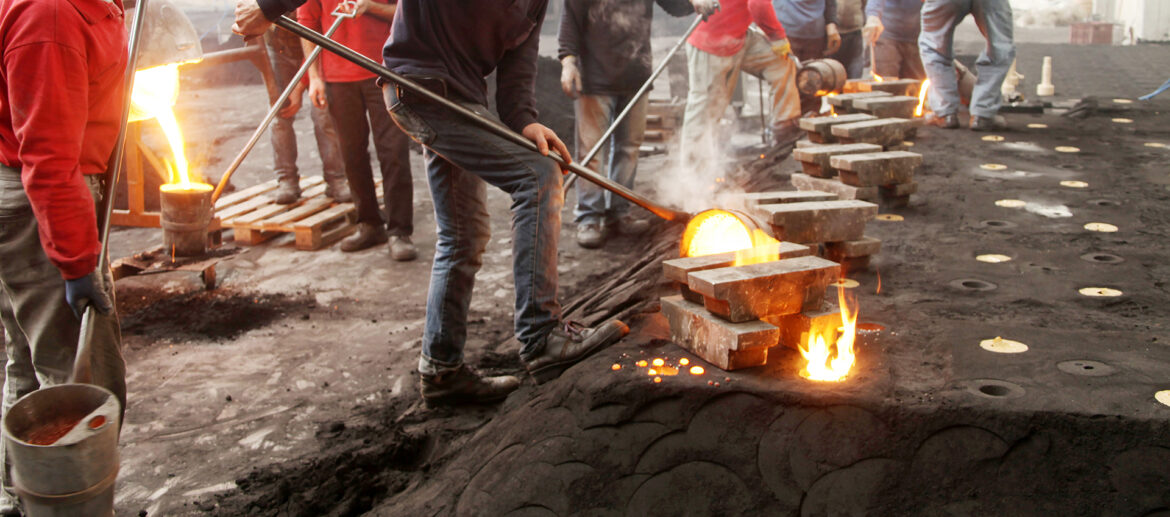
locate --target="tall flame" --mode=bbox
[914,79,932,117]
[130,63,207,191]
[800,283,858,381]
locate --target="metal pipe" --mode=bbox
[211,3,356,203]
[563,15,702,193]
[74,0,151,384]
[273,16,692,223]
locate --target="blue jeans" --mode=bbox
[918,0,1015,118]
[573,94,646,225]
[383,84,563,373]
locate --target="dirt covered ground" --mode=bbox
[0,19,1164,515]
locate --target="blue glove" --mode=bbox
[64,272,112,319]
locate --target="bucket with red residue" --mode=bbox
[2,384,120,516]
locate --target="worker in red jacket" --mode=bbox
[0,0,128,512]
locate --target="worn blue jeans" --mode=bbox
[383,84,563,374]
[918,0,1015,118]
[573,94,647,225]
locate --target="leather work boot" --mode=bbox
[576,222,604,249]
[388,235,418,261]
[924,112,960,129]
[613,213,650,236]
[274,178,301,204]
[325,178,352,203]
[970,115,1007,132]
[340,222,388,252]
[420,365,520,407]
[525,319,629,384]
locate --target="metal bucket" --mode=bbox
[2,384,121,517]
[159,184,213,257]
[796,58,848,96]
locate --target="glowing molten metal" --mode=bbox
[130,63,209,192]
[871,73,884,83]
[681,210,781,266]
[914,79,932,117]
[800,283,858,382]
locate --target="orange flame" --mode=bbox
[799,283,858,381]
[130,64,210,192]
[914,79,932,117]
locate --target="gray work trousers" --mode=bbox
[573,93,647,225]
[875,38,926,80]
[265,29,345,184]
[0,165,125,508]
[919,0,1015,118]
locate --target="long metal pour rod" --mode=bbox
[73,0,150,384]
[273,16,691,222]
[563,15,702,193]
[211,5,355,203]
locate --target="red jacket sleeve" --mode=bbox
[748,0,787,41]
[5,42,99,280]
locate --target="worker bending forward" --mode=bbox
[0,0,128,513]
[237,0,630,405]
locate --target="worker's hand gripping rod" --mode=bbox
[73,0,151,384]
[562,14,703,193]
[272,16,692,223]
[211,1,358,203]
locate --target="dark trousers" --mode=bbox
[789,36,827,115]
[832,30,866,78]
[325,78,413,236]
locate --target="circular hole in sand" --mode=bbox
[976,254,1012,263]
[950,278,997,292]
[1058,360,1117,377]
[1084,222,1119,233]
[966,379,1025,399]
[1055,146,1080,153]
[980,384,1011,397]
[1079,287,1123,297]
[979,220,1017,229]
[995,199,1026,208]
[1080,252,1124,264]
[1058,163,1082,170]
[1060,180,1089,188]
[980,337,1028,354]
[1156,390,1170,408]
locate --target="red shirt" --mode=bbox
[297,0,392,83]
[688,0,787,57]
[0,0,127,279]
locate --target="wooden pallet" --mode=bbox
[216,176,381,251]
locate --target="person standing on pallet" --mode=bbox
[773,0,841,115]
[0,0,129,513]
[862,0,926,80]
[234,0,630,403]
[914,0,1015,130]
[558,0,694,249]
[679,0,803,171]
[298,0,417,258]
[264,28,349,205]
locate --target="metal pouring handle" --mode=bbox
[273,16,692,222]
[73,0,151,384]
[210,2,358,203]
[563,15,703,194]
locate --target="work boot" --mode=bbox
[613,213,650,236]
[274,178,301,205]
[388,235,418,261]
[924,112,960,129]
[340,222,388,252]
[576,222,604,249]
[970,115,1007,132]
[525,319,629,384]
[325,178,352,203]
[420,364,520,407]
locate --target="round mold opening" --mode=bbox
[856,322,886,335]
[979,220,1017,229]
[1087,199,1120,207]
[1057,360,1117,377]
[950,278,997,292]
[1080,252,1124,264]
[965,379,1025,400]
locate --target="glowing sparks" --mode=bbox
[914,78,931,117]
[689,366,704,375]
[872,72,884,83]
[611,363,621,371]
[799,283,857,382]
[647,368,657,376]
[652,358,664,367]
[653,377,662,383]
[679,358,690,366]
[130,64,208,191]
[636,360,648,367]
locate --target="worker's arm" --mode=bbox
[825,0,841,53]
[825,0,839,26]
[234,0,309,36]
[655,0,697,17]
[746,0,787,41]
[498,3,572,165]
[862,0,884,44]
[296,1,328,108]
[355,0,396,23]
[557,0,584,98]
[5,42,100,280]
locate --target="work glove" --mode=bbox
[771,38,792,61]
[560,56,583,99]
[825,23,842,54]
[65,271,112,320]
[862,15,884,45]
[691,0,719,21]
